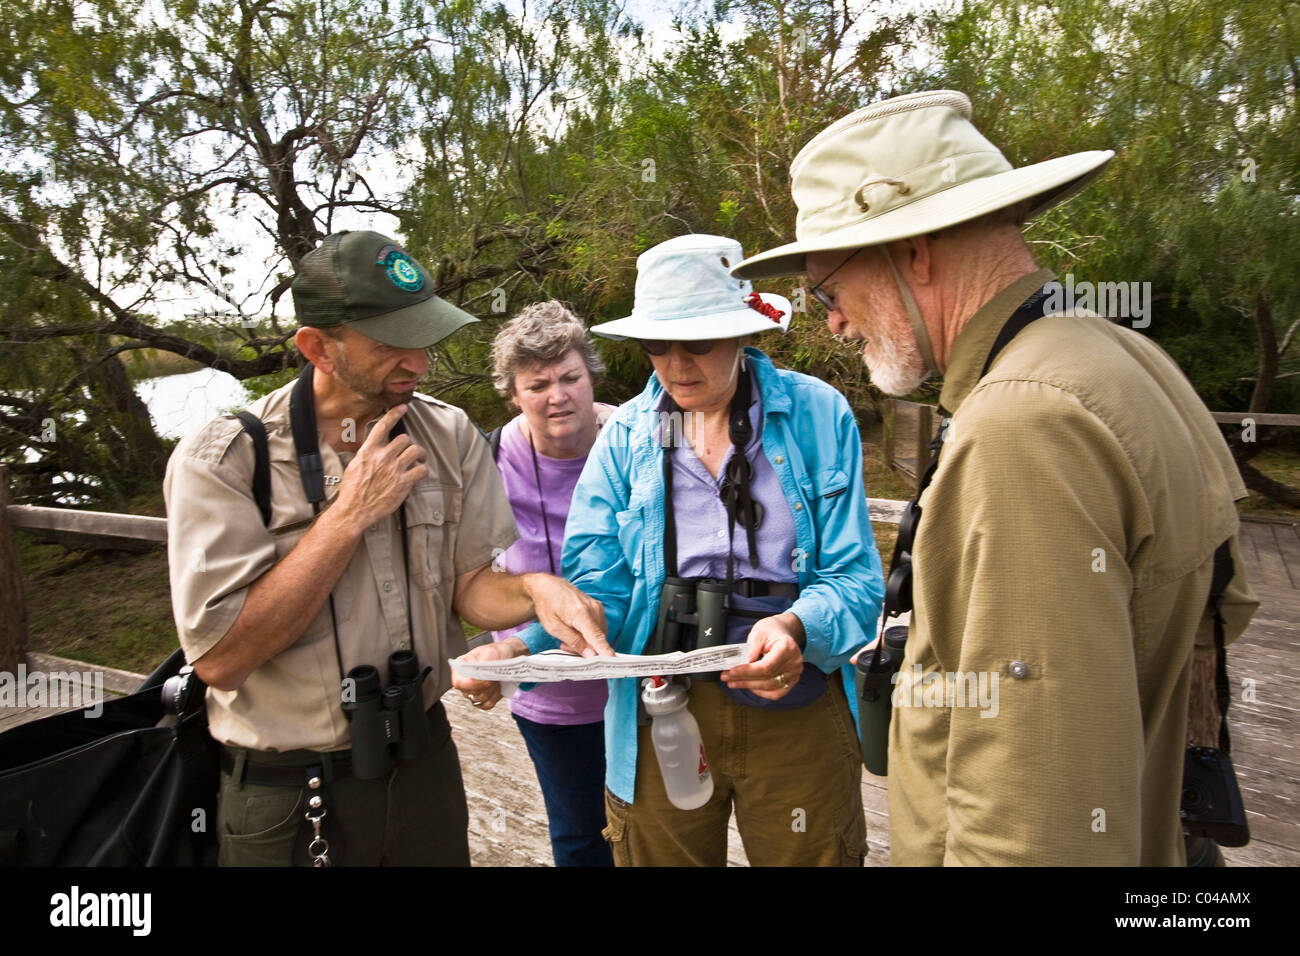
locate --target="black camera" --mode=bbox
[341,650,432,780]
[855,625,908,776]
[1181,746,1250,847]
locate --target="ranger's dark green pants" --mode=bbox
[217,702,469,866]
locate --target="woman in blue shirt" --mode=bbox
[470,235,883,866]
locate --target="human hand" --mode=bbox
[523,573,612,657]
[451,639,526,712]
[721,612,805,701]
[850,634,881,666]
[332,404,428,529]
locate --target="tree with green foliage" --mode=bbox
[912,0,1300,502]
[410,0,922,423]
[0,0,635,503]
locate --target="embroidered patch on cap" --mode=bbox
[376,244,424,292]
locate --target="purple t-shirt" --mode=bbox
[490,416,608,725]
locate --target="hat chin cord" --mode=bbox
[880,244,938,373]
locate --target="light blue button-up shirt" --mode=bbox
[519,348,884,802]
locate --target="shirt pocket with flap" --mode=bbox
[614,492,649,578]
[816,467,849,502]
[405,482,461,590]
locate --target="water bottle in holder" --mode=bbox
[642,676,714,810]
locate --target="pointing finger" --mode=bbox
[362,403,409,448]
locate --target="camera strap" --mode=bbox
[868,285,1052,675]
[661,363,759,594]
[288,363,414,684]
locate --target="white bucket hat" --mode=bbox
[591,234,791,341]
[731,90,1114,280]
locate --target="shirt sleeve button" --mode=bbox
[1009,660,1029,679]
[774,455,784,465]
[794,502,803,511]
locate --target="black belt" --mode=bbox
[732,579,799,599]
[221,701,446,787]
[221,746,356,787]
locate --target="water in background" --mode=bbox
[137,368,249,441]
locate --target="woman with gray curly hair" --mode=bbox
[454,300,614,867]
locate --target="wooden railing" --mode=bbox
[884,400,941,491]
[0,463,910,672]
[1209,412,1300,428]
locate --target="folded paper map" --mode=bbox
[450,644,750,683]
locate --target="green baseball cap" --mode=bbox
[291,230,478,348]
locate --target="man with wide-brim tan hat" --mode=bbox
[734,90,1259,865]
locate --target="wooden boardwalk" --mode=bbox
[1219,520,1300,866]
[453,517,1300,867]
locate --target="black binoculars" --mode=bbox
[341,650,432,780]
[855,624,908,776]
[650,576,731,680]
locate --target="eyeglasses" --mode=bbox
[637,339,717,356]
[809,248,862,312]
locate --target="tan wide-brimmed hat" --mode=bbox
[732,90,1114,280]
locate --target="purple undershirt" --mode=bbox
[490,416,608,725]
[657,380,798,582]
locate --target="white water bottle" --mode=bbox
[642,676,713,810]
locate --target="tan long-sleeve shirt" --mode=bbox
[888,269,1259,865]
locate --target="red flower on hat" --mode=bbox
[746,292,783,323]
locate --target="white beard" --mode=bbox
[863,332,930,397]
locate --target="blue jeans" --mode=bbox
[512,714,614,867]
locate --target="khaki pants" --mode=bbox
[603,678,866,866]
[217,704,469,867]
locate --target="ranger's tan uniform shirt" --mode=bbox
[164,382,518,752]
[888,269,1259,866]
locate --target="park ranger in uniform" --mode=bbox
[164,230,608,866]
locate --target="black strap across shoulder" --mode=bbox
[235,411,272,527]
[661,364,758,588]
[235,363,413,684]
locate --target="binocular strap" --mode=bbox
[290,364,415,685]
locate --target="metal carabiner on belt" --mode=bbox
[305,772,331,867]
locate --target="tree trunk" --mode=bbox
[0,465,29,676]
[1238,461,1300,510]
[1223,294,1300,509]
[75,349,168,505]
[1248,293,1277,414]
